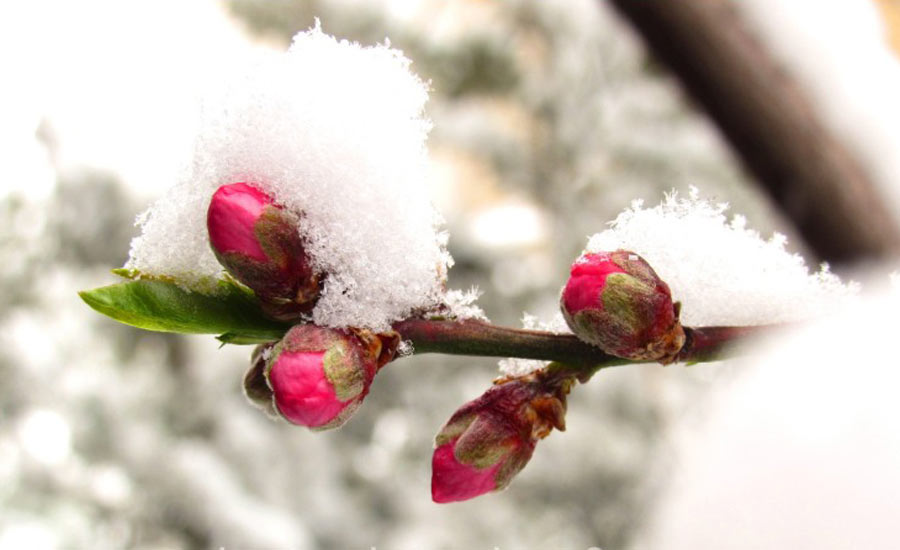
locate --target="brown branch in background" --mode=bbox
[608,0,900,265]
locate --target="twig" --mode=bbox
[393,318,777,371]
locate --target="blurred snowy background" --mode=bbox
[3,0,900,548]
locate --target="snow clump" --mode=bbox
[587,188,858,327]
[126,24,451,331]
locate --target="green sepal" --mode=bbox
[217,332,285,345]
[79,276,291,342]
[111,267,140,279]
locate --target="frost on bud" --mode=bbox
[560,250,685,363]
[264,324,399,430]
[207,182,320,321]
[431,369,572,503]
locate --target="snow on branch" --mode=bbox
[587,188,857,326]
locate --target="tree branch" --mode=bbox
[608,0,900,265]
[393,318,777,370]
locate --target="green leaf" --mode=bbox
[79,277,290,342]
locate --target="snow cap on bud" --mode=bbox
[431,369,572,503]
[265,324,398,430]
[561,250,684,362]
[207,182,320,321]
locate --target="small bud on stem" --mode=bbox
[264,324,399,430]
[243,343,278,418]
[207,182,321,321]
[561,250,685,363]
[431,367,574,503]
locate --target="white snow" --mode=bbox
[637,284,900,550]
[587,189,857,326]
[126,24,451,330]
[442,288,487,322]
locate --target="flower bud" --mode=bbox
[207,182,320,321]
[560,250,685,363]
[243,343,278,418]
[431,370,572,503]
[264,324,399,430]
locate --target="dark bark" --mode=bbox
[609,0,900,265]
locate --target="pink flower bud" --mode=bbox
[560,250,685,363]
[264,325,398,430]
[431,371,571,503]
[207,182,320,321]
